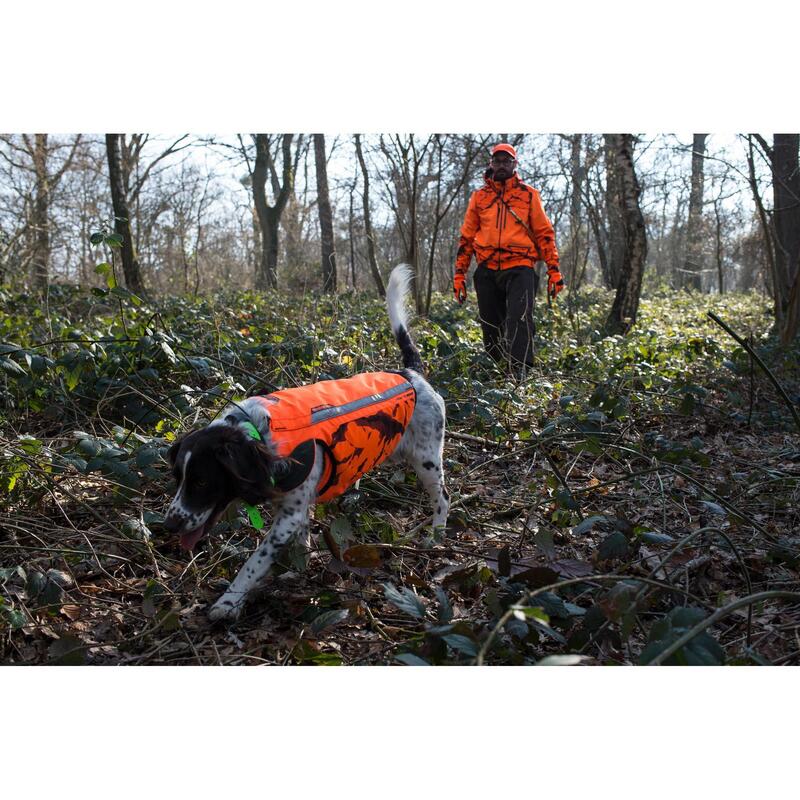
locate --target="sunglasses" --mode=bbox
[490,156,515,165]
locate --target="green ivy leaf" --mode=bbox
[0,357,26,377]
[310,608,349,634]
[640,606,724,666]
[442,634,478,657]
[394,652,430,666]
[382,583,426,619]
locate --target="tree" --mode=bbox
[252,134,298,290]
[314,134,337,293]
[0,134,81,290]
[106,134,144,294]
[682,134,708,291]
[105,133,191,295]
[746,134,800,342]
[559,134,588,290]
[422,134,486,313]
[605,134,648,335]
[378,134,433,313]
[354,134,385,297]
[768,134,800,342]
[346,170,358,290]
[604,135,627,290]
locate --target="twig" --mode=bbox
[475,573,716,666]
[644,591,800,665]
[402,491,482,538]
[446,430,511,448]
[578,525,753,655]
[708,311,800,433]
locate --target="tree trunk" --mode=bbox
[682,133,707,291]
[603,134,626,290]
[261,209,280,290]
[348,180,357,289]
[314,134,337,293]
[252,134,294,291]
[771,134,800,342]
[605,134,648,335]
[354,134,385,297]
[408,179,420,314]
[713,199,724,294]
[252,135,275,290]
[566,134,584,289]
[31,134,50,292]
[745,135,777,314]
[106,133,145,294]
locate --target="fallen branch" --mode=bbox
[708,310,800,433]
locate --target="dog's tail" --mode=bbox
[386,264,424,373]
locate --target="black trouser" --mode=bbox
[473,264,539,369]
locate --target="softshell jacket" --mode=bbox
[251,372,416,503]
[455,173,559,280]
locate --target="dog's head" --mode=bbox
[163,425,278,551]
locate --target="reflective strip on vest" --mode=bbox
[310,379,413,424]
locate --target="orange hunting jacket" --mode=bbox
[455,173,559,278]
[251,372,416,503]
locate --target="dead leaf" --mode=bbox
[60,604,81,621]
[549,559,593,578]
[342,544,382,569]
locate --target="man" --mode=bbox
[453,142,564,374]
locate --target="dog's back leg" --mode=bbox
[398,382,449,531]
[408,447,449,530]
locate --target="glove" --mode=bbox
[546,266,565,300]
[453,273,467,304]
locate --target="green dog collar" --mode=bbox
[238,419,267,529]
[241,420,261,441]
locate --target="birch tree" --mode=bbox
[605,134,648,334]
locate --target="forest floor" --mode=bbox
[1,280,799,665]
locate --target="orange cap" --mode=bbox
[491,143,517,159]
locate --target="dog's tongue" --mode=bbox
[179,526,206,551]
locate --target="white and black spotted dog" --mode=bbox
[164,264,449,622]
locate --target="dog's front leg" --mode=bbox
[208,458,320,623]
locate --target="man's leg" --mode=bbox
[473,264,506,364]
[503,267,538,372]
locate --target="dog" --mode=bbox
[164,264,449,622]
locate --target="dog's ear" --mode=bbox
[215,439,276,504]
[168,437,182,466]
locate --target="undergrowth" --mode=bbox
[1,281,799,665]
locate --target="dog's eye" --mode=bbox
[195,479,208,489]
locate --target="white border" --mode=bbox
[2,2,798,795]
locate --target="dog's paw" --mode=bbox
[208,595,243,623]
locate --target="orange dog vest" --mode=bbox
[248,372,416,503]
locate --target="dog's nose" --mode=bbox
[163,514,182,534]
